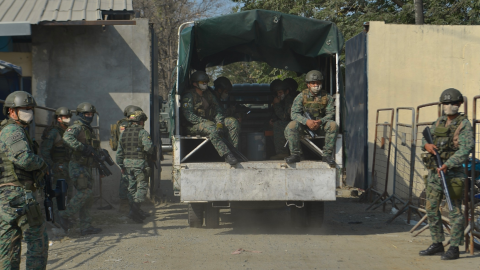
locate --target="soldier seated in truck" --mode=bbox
[181,71,240,165]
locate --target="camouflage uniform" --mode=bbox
[0,118,48,269]
[421,114,474,247]
[60,120,100,229]
[114,118,130,201]
[40,124,73,220]
[116,123,153,204]
[181,88,239,156]
[285,89,337,156]
[273,95,294,155]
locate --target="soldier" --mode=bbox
[109,105,143,214]
[284,70,337,165]
[0,91,48,269]
[59,102,102,236]
[283,78,299,98]
[181,71,240,165]
[116,110,154,223]
[40,107,74,220]
[420,88,474,260]
[270,80,294,160]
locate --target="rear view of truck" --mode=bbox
[170,10,345,228]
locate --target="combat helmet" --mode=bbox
[55,107,72,117]
[123,105,143,117]
[439,88,463,103]
[2,91,37,115]
[214,77,232,92]
[190,71,209,83]
[128,110,148,122]
[305,70,323,82]
[270,79,287,93]
[76,102,97,115]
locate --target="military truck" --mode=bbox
[170,10,345,228]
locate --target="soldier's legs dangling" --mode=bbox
[273,120,289,156]
[321,120,338,156]
[187,121,230,157]
[224,117,240,148]
[284,120,304,156]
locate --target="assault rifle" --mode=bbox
[422,127,454,211]
[303,112,319,139]
[43,171,68,223]
[92,149,115,177]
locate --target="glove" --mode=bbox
[82,144,95,157]
[216,122,224,132]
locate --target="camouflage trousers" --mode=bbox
[59,161,94,229]
[0,186,48,270]
[125,167,148,204]
[425,169,465,247]
[186,117,240,157]
[118,172,129,200]
[284,119,338,156]
[52,164,73,223]
[273,120,289,155]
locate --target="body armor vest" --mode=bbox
[42,125,70,163]
[301,89,329,119]
[71,120,100,166]
[187,88,217,121]
[422,114,467,169]
[121,125,145,159]
[0,119,36,186]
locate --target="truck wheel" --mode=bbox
[188,203,204,228]
[290,206,307,227]
[204,203,220,228]
[306,201,325,228]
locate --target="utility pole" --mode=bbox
[414,0,424,25]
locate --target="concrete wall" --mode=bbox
[31,19,156,202]
[366,22,480,198]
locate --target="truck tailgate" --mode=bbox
[178,161,336,201]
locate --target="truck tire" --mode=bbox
[188,203,204,228]
[306,201,325,228]
[204,203,220,228]
[290,206,307,227]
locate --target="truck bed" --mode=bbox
[175,160,336,202]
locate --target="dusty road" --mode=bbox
[26,155,479,269]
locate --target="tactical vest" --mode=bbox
[301,89,329,119]
[120,125,145,159]
[186,88,217,121]
[71,120,101,166]
[0,119,36,186]
[422,114,467,169]
[42,125,70,163]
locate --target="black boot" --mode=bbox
[224,153,239,165]
[285,154,301,164]
[81,227,102,236]
[133,202,150,218]
[57,215,72,232]
[322,155,336,166]
[137,208,151,218]
[419,242,445,256]
[441,246,459,260]
[128,203,145,223]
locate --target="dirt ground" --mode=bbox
[23,155,479,269]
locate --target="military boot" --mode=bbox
[285,154,302,164]
[322,155,336,166]
[127,206,144,223]
[133,202,150,218]
[441,246,459,260]
[57,215,73,232]
[81,227,103,236]
[118,199,130,214]
[224,153,239,165]
[419,242,445,256]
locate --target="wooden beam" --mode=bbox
[39,20,136,26]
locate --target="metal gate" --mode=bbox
[345,31,368,189]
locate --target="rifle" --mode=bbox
[303,112,319,139]
[92,149,115,177]
[43,171,68,222]
[224,140,249,162]
[422,127,454,211]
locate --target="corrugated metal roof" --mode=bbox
[0,0,133,24]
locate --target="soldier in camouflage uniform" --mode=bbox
[40,107,74,221]
[116,110,154,223]
[270,80,294,160]
[110,105,143,214]
[181,71,240,165]
[0,91,48,269]
[420,88,474,260]
[284,70,337,165]
[59,102,102,236]
[211,76,242,135]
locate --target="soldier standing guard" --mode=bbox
[59,102,102,236]
[284,70,337,165]
[0,91,49,269]
[420,88,474,260]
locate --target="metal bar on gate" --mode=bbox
[470,95,480,255]
[181,138,210,163]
